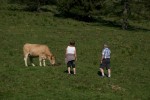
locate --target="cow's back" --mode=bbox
[23,43,48,56]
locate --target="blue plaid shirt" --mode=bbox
[102,48,111,59]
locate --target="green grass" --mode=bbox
[0,5,150,100]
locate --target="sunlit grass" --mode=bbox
[0,4,150,100]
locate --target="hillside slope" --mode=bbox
[0,5,150,100]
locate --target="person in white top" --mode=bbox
[65,41,77,75]
[100,44,111,78]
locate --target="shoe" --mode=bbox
[100,75,105,78]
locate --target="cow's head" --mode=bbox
[49,55,55,65]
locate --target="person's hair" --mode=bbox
[104,44,108,48]
[70,41,75,46]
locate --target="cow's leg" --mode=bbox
[40,55,46,66]
[29,57,35,66]
[43,59,46,66]
[24,54,28,66]
[39,57,42,66]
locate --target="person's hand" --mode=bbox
[75,57,77,61]
[101,60,102,63]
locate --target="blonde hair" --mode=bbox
[104,44,108,48]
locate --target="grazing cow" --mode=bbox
[23,43,55,66]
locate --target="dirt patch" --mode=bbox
[111,84,125,92]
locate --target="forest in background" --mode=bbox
[1,0,150,30]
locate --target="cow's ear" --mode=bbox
[51,55,54,59]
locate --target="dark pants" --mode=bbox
[67,60,75,68]
[100,58,110,70]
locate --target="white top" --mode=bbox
[66,46,76,54]
[102,48,111,58]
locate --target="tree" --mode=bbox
[9,0,57,11]
[130,0,150,20]
[122,0,130,29]
[57,0,103,21]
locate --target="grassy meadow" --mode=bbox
[0,4,150,100]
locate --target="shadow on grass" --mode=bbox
[97,71,109,77]
[97,71,102,76]
[55,13,150,31]
[45,63,62,67]
[64,70,74,74]
[92,17,150,32]
[54,13,96,22]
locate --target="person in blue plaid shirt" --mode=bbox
[100,44,111,78]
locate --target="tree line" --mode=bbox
[8,0,150,29]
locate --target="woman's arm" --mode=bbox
[74,48,77,61]
[65,47,67,58]
[101,49,104,63]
